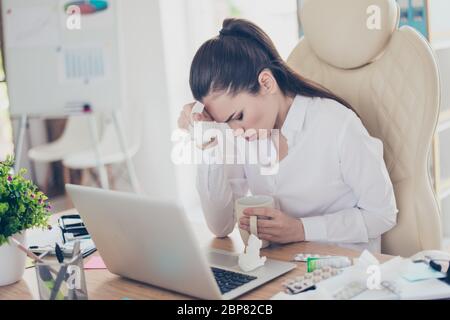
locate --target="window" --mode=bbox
[0,31,13,161]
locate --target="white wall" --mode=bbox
[157,0,300,217]
[225,0,299,59]
[428,0,450,44]
[118,0,178,200]
[10,0,299,219]
[10,0,182,205]
[158,0,201,214]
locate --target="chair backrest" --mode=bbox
[98,105,143,158]
[287,0,442,256]
[61,114,103,148]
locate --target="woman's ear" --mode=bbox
[258,69,277,95]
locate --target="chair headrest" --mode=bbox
[300,0,399,69]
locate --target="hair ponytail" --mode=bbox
[190,18,358,116]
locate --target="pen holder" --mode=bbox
[35,254,88,300]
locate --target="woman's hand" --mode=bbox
[177,102,213,131]
[177,102,217,149]
[239,207,305,244]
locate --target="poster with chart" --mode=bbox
[2,0,123,116]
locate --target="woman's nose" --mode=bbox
[227,122,242,133]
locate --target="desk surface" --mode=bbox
[0,209,393,300]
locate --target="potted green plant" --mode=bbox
[0,156,51,286]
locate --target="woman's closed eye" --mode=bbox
[225,111,244,123]
[235,112,244,121]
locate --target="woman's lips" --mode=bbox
[245,133,258,141]
[235,128,269,141]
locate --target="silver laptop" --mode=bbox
[66,184,295,300]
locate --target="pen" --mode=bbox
[416,257,450,281]
[55,243,65,263]
[10,237,45,263]
[429,260,442,272]
[72,240,81,261]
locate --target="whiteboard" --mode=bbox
[2,0,123,116]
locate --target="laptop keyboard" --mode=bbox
[211,267,257,294]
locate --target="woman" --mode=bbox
[177,18,398,253]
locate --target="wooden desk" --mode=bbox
[0,209,393,300]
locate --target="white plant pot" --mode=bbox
[0,231,27,286]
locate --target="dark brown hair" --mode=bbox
[189,18,357,116]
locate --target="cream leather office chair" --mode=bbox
[288,0,441,256]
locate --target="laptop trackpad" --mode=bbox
[207,250,238,268]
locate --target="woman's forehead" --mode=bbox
[202,92,236,121]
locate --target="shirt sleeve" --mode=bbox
[196,147,249,238]
[301,113,398,244]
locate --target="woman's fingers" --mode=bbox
[238,214,283,240]
[194,113,210,122]
[250,226,279,236]
[178,102,195,130]
[257,233,275,241]
[178,102,211,130]
[177,113,190,131]
[239,217,277,228]
[178,101,217,132]
[243,207,278,218]
[178,101,220,145]
[183,102,195,114]
[239,218,280,237]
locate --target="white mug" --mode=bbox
[235,195,274,248]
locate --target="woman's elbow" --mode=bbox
[365,206,398,238]
[206,220,235,238]
[380,207,398,235]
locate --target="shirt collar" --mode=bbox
[280,94,310,148]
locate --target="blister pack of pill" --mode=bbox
[332,281,367,300]
[282,266,342,295]
[293,253,332,262]
[381,281,402,298]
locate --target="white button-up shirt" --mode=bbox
[196,94,398,253]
